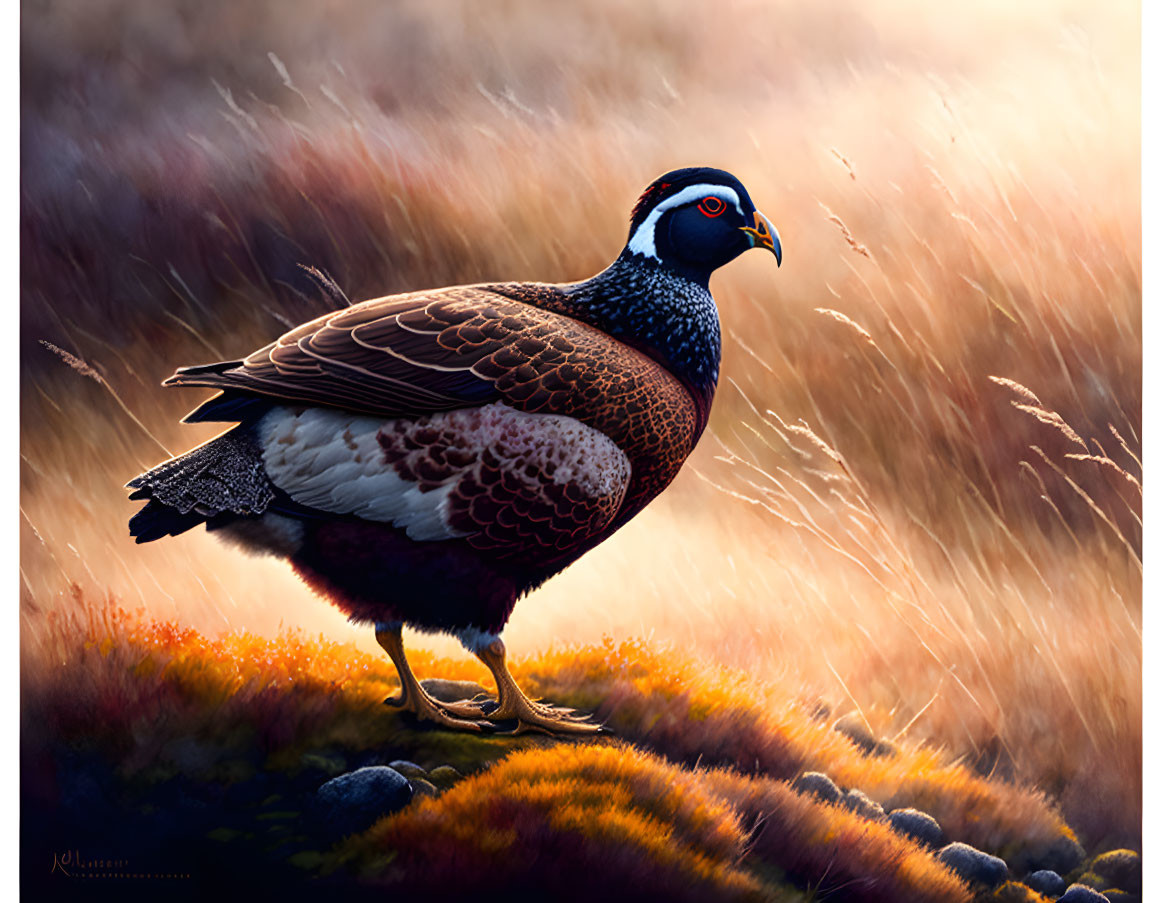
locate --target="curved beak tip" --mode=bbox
[743,211,782,267]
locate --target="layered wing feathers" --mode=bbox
[166,287,579,421]
[165,282,702,524]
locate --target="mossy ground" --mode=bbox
[23,595,1132,902]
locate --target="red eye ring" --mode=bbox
[697,196,727,217]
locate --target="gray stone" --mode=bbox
[1091,849,1142,895]
[791,771,841,805]
[420,678,489,703]
[1024,869,1066,897]
[1012,833,1085,877]
[1058,885,1110,903]
[840,789,885,821]
[887,808,945,848]
[409,778,439,799]
[935,842,1009,888]
[316,766,412,838]
[426,765,464,789]
[387,759,427,779]
[833,713,897,757]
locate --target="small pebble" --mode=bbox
[1024,870,1066,897]
[1058,885,1110,903]
[887,808,945,848]
[832,713,897,757]
[1015,834,1085,877]
[839,788,885,821]
[387,760,428,779]
[936,842,1008,888]
[316,766,412,838]
[427,765,464,789]
[791,771,840,805]
[409,778,439,799]
[420,678,489,703]
[1091,849,1142,895]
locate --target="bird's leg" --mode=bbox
[470,636,603,735]
[374,622,493,731]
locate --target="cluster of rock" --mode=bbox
[314,759,464,839]
[313,679,487,839]
[790,768,1141,903]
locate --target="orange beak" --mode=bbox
[740,210,782,265]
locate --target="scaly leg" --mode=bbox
[471,636,603,735]
[375,622,494,732]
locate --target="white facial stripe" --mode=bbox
[628,183,744,260]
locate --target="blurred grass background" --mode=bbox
[20,0,1140,851]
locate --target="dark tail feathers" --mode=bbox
[162,360,244,384]
[126,428,274,544]
[128,499,211,543]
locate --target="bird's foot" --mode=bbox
[466,637,605,736]
[487,696,605,736]
[383,689,495,732]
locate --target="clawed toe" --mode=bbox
[384,690,498,731]
[487,704,605,736]
[495,716,604,737]
[434,697,492,719]
[409,697,494,732]
[421,711,492,732]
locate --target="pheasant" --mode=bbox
[127,166,781,734]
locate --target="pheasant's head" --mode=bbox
[625,167,781,281]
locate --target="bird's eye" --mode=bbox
[697,196,727,217]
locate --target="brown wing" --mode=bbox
[166,287,523,419]
[167,282,702,520]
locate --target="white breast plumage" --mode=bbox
[257,402,631,542]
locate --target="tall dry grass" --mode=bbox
[21,0,1140,851]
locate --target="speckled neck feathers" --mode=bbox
[556,252,722,419]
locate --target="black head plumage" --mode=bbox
[624,167,781,282]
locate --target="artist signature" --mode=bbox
[50,849,189,880]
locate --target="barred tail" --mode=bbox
[126,427,275,544]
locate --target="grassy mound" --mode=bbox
[343,743,972,902]
[23,594,1098,900]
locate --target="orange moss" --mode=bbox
[22,594,516,776]
[343,744,763,901]
[514,637,1077,868]
[990,883,1054,903]
[24,596,1096,897]
[349,743,972,902]
[26,598,1077,868]
[703,768,972,903]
